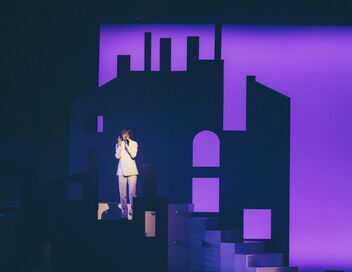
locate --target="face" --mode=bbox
[122,132,130,139]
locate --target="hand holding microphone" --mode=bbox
[118,136,129,147]
[118,136,123,146]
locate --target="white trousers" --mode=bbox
[118,175,137,218]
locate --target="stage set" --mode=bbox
[2,7,352,272]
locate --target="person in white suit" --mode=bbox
[115,128,139,219]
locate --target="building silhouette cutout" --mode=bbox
[68,28,290,270]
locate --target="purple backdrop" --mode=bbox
[99,24,352,271]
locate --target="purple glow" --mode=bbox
[243,209,271,240]
[222,25,352,271]
[99,25,352,271]
[97,115,103,132]
[192,178,219,212]
[192,130,220,167]
[99,24,215,86]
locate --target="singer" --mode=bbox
[115,128,139,219]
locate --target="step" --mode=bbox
[256,267,298,272]
[220,241,264,272]
[203,233,265,272]
[202,229,245,272]
[234,253,284,272]
[247,253,284,267]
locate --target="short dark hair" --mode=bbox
[121,128,132,137]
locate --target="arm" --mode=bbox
[125,141,138,159]
[115,143,122,159]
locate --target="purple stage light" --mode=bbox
[192,130,220,167]
[243,209,272,240]
[192,178,219,212]
[99,24,352,271]
[97,115,103,133]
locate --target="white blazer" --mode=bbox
[115,139,139,176]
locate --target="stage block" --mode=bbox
[192,178,219,212]
[145,211,156,237]
[243,209,271,239]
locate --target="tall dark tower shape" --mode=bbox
[221,76,290,263]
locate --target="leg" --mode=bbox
[127,175,137,216]
[118,175,128,218]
